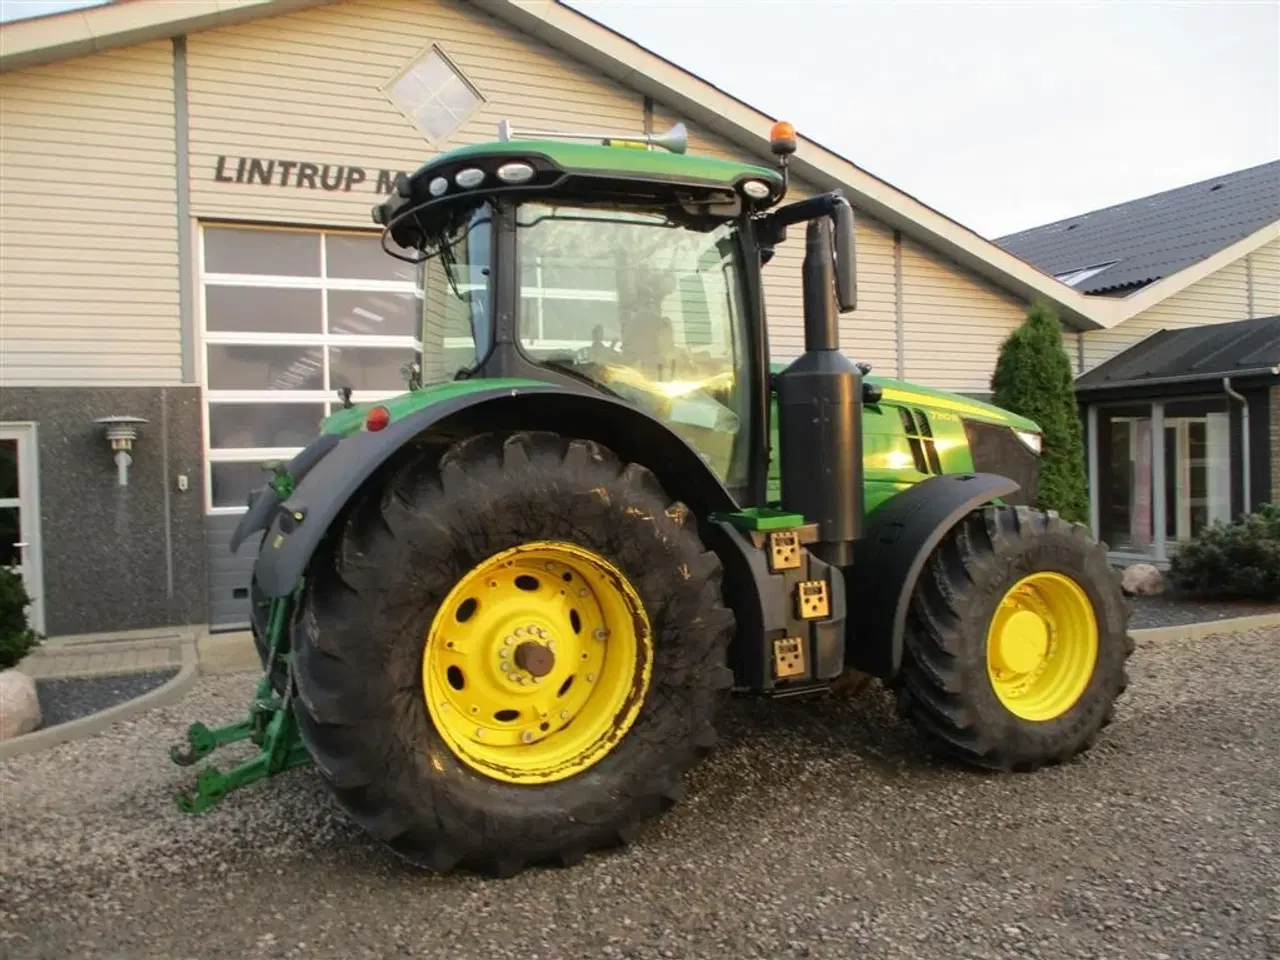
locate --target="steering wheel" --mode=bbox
[575,342,620,365]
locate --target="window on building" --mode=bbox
[1094,397,1233,559]
[1053,261,1118,288]
[200,224,423,512]
[1163,398,1232,542]
[384,45,482,144]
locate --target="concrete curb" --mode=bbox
[1129,611,1280,643]
[0,641,201,762]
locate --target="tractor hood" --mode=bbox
[769,362,1041,434]
[866,375,1041,433]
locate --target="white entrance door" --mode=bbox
[0,424,45,636]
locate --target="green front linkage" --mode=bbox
[170,586,313,813]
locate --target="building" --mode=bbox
[997,161,1280,564]
[0,0,1274,636]
[1073,316,1279,565]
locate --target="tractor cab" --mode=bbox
[369,118,856,503]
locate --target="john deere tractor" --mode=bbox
[172,117,1132,877]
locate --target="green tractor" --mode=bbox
[172,117,1132,877]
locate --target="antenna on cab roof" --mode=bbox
[496,118,688,154]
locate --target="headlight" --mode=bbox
[1014,429,1042,455]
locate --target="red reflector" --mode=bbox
[365,405,391,432]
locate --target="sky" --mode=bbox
[3,0,1277,238]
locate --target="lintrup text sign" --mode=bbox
[213,155,410,194]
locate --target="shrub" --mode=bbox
[1167,503,1280,601]
[0,566,41,670]
[990,302,1090,524]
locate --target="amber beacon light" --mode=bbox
[769,120,797,157]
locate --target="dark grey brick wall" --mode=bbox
[1272,386,1280,505]
[0,387,208,636]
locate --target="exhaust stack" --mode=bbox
[775,216,864,569]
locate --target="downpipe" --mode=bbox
[1223,376,1250,513]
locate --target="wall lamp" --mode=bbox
[94,415,149,487]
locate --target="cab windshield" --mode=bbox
[514,201,752,489]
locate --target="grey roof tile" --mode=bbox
[1074,314,1280,391]
[994,160,1280,294]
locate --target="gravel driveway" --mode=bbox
[3,627,1278,960]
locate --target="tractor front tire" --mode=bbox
[897,505,1133,772]
[289,430,735,876]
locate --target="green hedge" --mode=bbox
[990,303,1090,524]
[1167,503,1280,602]
[0,566,41,670]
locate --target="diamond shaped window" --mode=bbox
[386,46,483,144]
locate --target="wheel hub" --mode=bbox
[985,571,1100,722]
[422,541,653,784]
[514,640,555,678]
[992,609,1049,675]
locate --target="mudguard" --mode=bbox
[248,382,740,598]
[844,472,1020,680]
[228,432,341,553]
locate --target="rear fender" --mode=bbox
[248,384,741,597]
[845,473,1020,680]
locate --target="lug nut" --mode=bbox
[521,730,535,743]
[504,635,514,646]
[515,627,524,637]
[560,710,569,720]
[501,662,511,672]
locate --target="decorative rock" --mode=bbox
[1121,562,1165,597]
[0,669,41,740]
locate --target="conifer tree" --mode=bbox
[990,302,1090,524]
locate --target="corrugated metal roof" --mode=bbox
[1074,314,1280,391]
[994,160,1280,294]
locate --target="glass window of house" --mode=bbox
[1097,405,1156,555]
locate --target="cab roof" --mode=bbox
[373,135,787,253]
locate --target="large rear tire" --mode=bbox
[897,505,1133,771]
[289,430,735,876]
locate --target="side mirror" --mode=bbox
[832,198,857,313]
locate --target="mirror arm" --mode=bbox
[755,190,857,311]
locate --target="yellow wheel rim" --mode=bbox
[985,571,1099,722]
[422,541,653,784]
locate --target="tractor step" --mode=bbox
[709,506,849,693]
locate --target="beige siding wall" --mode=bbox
[1079,249,1271,372]
[847,218,899,376]
[899,238,1028,392]
[1249,235,1280,317]
[186,0,644,227]
[0,41,178,387]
